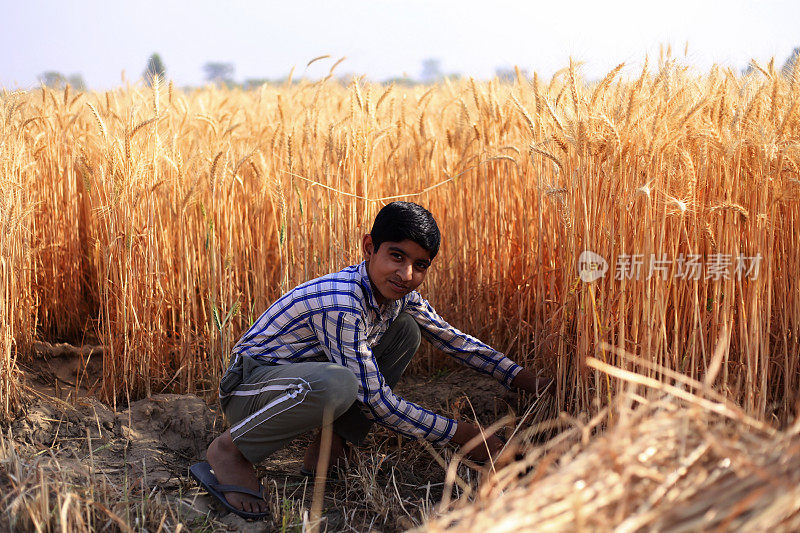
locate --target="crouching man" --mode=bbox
[191,201,550,519]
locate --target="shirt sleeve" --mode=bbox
[310,309,458,444]
[403,292,522,388]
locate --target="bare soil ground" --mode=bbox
[1,342,543,532]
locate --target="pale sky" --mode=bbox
[2,0,798,89]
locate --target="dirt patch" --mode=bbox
[10,393,219,485]
[397,368,520,425]
[21,341,105,399]
[122,394,217,460]
[4,345,551,531]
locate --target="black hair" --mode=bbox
[370,202,441,258]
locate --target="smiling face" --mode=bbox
[362,235,433,306]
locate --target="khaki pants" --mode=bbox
[219,312,421,463]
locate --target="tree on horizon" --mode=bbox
[39,71,85,90]
[782,47,800,77]
[421,58,442,83]
[203,62,235,86]
[144,53,167,86]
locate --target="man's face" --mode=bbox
[362,235,432,305]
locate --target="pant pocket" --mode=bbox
[219,356,244,395]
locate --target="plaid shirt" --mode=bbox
[230,262,522,443]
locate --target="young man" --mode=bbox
[191,202,550,518]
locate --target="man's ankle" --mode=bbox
[208,430,246,462]
[302,431,349,471]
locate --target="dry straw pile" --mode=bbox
[1,54,799,428]
[426,358,800,532]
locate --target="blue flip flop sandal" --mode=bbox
[189,462,270,520]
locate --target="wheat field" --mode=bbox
[1,55,800,529]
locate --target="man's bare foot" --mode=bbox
[301,430,351,475]
[206,430,268,514]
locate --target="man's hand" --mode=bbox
[450,421,504,463]
[510,368,553,396]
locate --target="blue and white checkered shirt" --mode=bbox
[229,262,522,443]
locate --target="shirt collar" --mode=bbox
[358,261,381,311]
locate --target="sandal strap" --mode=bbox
[211,483,266,499]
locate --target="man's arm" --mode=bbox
[510,367,554,396]
[311,309,458,444]
[403,293,523,387]
[404,293,553,400]
[449,420,505,462]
